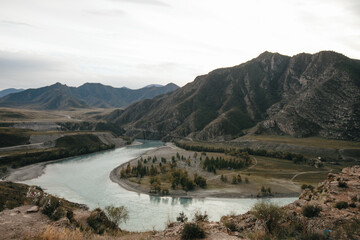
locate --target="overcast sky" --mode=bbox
[0,0,359,90]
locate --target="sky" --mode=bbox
[0,0,359,90]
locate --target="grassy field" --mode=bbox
[121,143,355,197]
[243,135,360,149]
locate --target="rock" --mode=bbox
[26,206,39,213]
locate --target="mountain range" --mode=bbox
[106,51,360,141]
[0,83,179,109]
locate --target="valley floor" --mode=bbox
[110,143,311,198]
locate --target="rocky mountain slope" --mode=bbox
[0,82,179,110]
[107,51,360,141]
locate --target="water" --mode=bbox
[22,140,297,231]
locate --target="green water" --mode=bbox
[23,140,297,231]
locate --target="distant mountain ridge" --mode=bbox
[106,51,360,141]
[0,83,179,109]
[0,88,24,98]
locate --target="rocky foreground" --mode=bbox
[155,166,360,239]
[0,166,359,239]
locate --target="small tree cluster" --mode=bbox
[171,170,195,191]
[194,174,207,188]
[231,174,242,184]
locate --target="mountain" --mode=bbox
[0,83,179,110]
[106,51,360,141]
[0,88,24,98]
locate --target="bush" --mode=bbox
[193,211,209,222]
[181,223,205,240]
[194,174,207,188]
[87,208,117,234]
[176,211,188,223]
[104,205,129,225]
[335,201,349,209]
[349,203,356,208]
[338,180,348,188]
[302,205,321,218]
[252,202,283,234]
[224,220,237,232]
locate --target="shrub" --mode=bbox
[176,211,188,223]
[181,223,205,240]
[252,202,283,234]
[302,205,321,218]
[349,203,356,208]
[104,205,129,225]
[335,201,348,210]
[224,220,237,232]
[338,180,348,188]
[87,208,117,234]
[42,197,61,220]
[193,211,209,222]
[194,174,207,188]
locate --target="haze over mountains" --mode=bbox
[0,83,179,109]
[106,51,360,141]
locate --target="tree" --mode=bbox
[104,205,129,225]
[232,175,237,184]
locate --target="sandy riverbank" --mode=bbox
[109,143,300,198]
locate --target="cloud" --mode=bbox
[110,0,169,7]
[87,9,126,16]
[0,51,92,90]
[0,20,36,28]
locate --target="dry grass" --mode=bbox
[23,225,154,240]
[23,226,86,240]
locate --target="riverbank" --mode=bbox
[4,141,142,182]
[110,142,301,198]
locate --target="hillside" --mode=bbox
[0,82,179,110]
[107,51,360,141]
[0,88,24,98]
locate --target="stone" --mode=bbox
[26,206,39,213]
